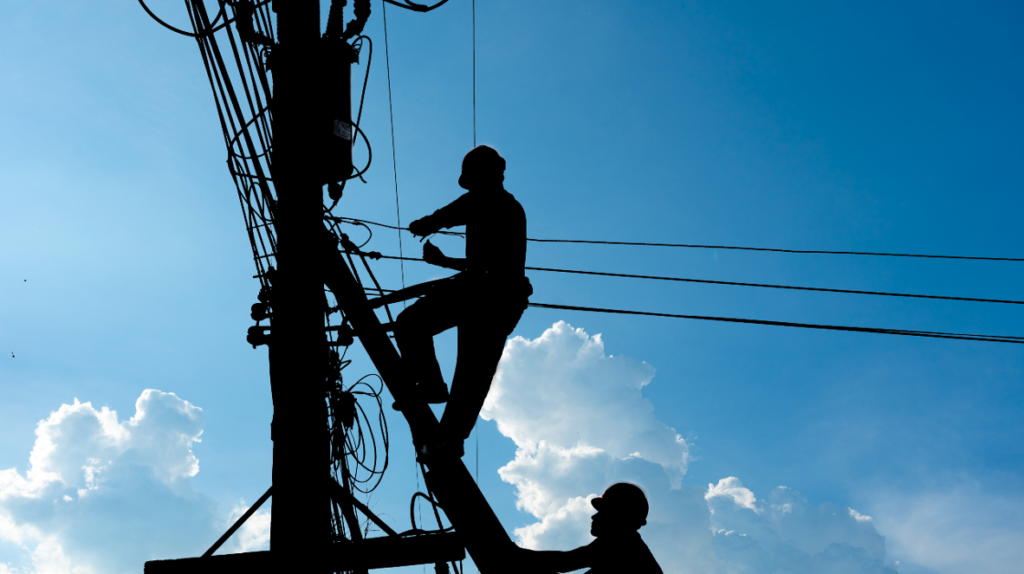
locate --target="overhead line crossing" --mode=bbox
[329,217,1024,263]
[372,254,1024,306]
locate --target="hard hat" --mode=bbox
[458,145,506,189]
[590,483,649,526]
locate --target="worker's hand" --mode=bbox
[408,217,434,238]
[422,240,445,266]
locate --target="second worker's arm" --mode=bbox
[515,546,592,573]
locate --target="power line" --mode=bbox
[472,0,476,148]
[381,1,407,295]
[371,254,1024,306]
[468,0,477,487]
[527,238,1024,262]
[330,216,1024,263]
[471,0,478,486]
[529,303,1024,345]
[526,265,1024,305]
[351,283,1023,345]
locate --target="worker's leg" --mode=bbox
[439,303,526,441]
[394,289,459,392]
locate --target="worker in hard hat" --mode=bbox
[394,145,531,459]
[517,483,664,573]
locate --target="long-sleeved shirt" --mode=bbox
[528,530,664,574]
[423,188,527,278]
[579,531,663,574]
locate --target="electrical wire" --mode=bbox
[334,216,1024,263]
[354,281,1023,344]
[529,302,1024,344]
[472,0,476,148]
[370,253,1024,306]
[526,238,1024,262]
[471,0,478,486]
[382,0,408,298]
[526,265,1024,305]
[138,0,227,38]
[383,0,451,12]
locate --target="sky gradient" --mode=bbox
[1,1,1022,573]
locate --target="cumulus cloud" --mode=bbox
[221,500,272,554]
[486,321,899,574]
[0,390,262,574]
[484,322,689,487]
[870,484,1024,574]
[706,477,894,574]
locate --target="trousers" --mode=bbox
[394,275,529,441]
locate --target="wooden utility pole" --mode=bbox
[266,1,330,571]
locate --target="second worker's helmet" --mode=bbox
[590,483,650,528]
[459,145,506,190]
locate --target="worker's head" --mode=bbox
[459,145,505,190]
[590,483,649,536]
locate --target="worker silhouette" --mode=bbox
[393,145,530,459]
[517,483,664,574]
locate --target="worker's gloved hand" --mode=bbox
[408,217,434,237]
[422,240,444,266]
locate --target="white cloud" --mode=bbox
[483,321,689,488]
[706,476,760,512]
[0,390,257,573]
[870,484,1024,574]
[220,500,271,554]
[849,508,873,522]
[487,321,899,574]
[707,479,892,573]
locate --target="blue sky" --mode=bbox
[1,1,1022,573]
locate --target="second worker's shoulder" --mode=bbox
[589,532,663,574]
[500,188,526,215]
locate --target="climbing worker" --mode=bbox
[516,483,664,574]
[393,145,531,459]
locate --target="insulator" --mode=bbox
[328,180,345,201]
[247,326,270,348]
[251,302,270,321]
[257,285,272,304]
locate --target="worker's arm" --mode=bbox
[408,193,473,237]
[422,240,467,271]
[516,546,591,573]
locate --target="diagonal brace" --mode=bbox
[202,486,272,557]
[328,478,401,537]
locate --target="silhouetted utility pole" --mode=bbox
[142,1,544,572]
[266,2,330,571]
